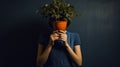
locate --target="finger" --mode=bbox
[59,38,64,41]
[54,33,58,35]
[58,32,63,35]
[53,33,59,37]
[55,37,59,39]
[52,30,59,34]
[59,33,65,38]
[62,34,66,36]
[58,30,66,34]
[60,34,67,37]
[53,31,59,34]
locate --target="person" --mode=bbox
[36,21,82,67]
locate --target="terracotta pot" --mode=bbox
[53,21,67,31]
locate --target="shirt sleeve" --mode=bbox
[74,33,81,45]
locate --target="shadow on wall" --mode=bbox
[0,16,50,67]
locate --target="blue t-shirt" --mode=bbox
[37,31,81,67]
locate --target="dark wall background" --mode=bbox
[0,0,120,67]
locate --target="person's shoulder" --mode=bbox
[67,31,79,35]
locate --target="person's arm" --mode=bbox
[65,43,82,66]
[36,42,52,67]
[36,30,59,67]
[59,30,82,66]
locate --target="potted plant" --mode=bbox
[36,0,79,31]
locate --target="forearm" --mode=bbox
[65,43,82,66]
[38,44,52,65]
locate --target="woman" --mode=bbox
[36,21,82,67]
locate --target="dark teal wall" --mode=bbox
[0,0,120,67]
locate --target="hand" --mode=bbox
[57,30,68,45]
[49,30,59,45]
